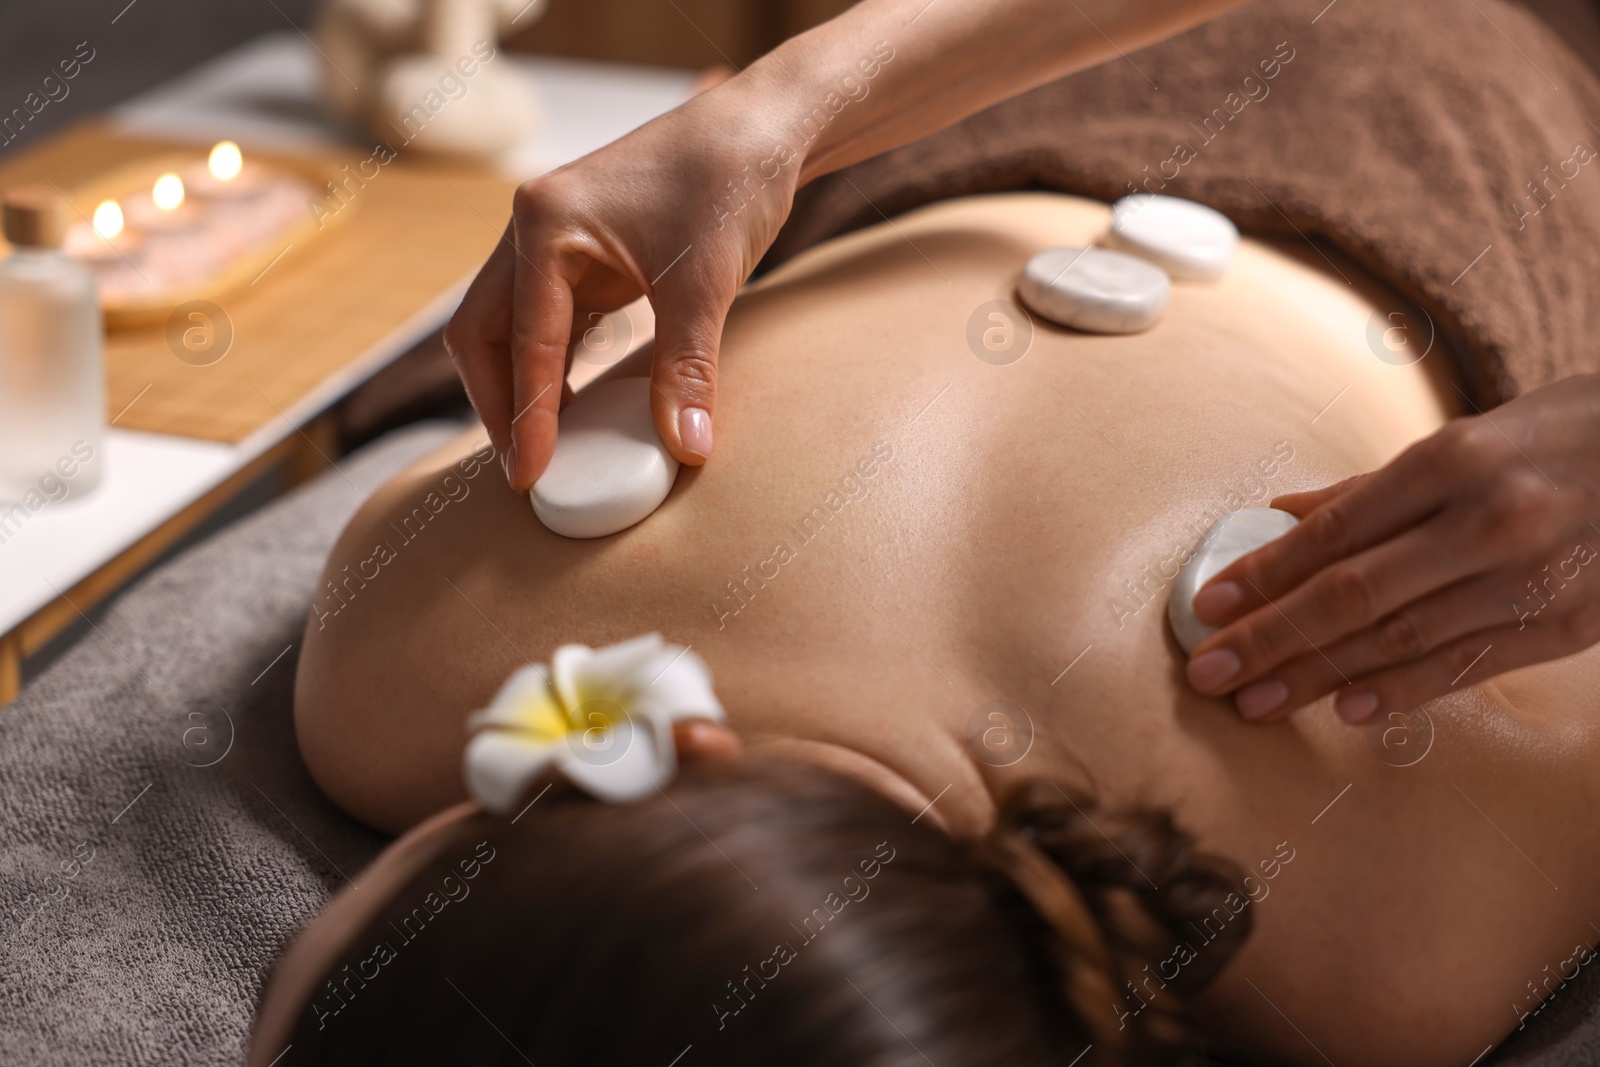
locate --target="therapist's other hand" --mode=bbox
[1185,373,1600,724]
[443,87,797,491]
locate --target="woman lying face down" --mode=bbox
[249,722,1251,1067]
[270,193,1600,1067]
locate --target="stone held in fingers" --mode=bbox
[530,377,679,538]
[1108,195,1239,281]
[1016,246,1171,334]
[1168,507,1300,654]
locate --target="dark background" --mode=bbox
[0,0,323,150]
[0,0,863,159]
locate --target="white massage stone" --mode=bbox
[1017,246,1171,334]
[1108,195,1239,281]
[530,377,679,539]
[1168,508,1300,654]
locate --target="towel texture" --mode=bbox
[764,0,1600,407]
[0,421,462,1066]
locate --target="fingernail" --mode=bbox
[1336,691,1379,724]
[502,440,518,486]
[1193,581,1244,624]
[1235,679,1289,720]
[679,406,712,460]
[1187,648,1241,691]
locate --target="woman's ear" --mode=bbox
[673,719,742,762]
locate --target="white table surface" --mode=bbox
[0,33,689,640]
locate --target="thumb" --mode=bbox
[649,290,730,466]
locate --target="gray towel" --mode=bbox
[0,421,462,1065]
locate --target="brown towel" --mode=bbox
[764,0,1600,408]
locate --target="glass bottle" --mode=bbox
[0,184,105,506]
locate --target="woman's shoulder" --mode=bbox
[292,426,506,833]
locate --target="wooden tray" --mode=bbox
[66,151,351,329]
[0,121,519,443]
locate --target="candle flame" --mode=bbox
[92,200,124,240]
[208,141,243,182]
[153,173,185,211]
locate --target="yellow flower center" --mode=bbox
[504,686,628,754]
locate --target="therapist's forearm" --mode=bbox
[734,0,1250,185]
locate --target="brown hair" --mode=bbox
[278,759,1249,1066]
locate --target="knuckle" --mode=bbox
[1373,610,1429,663]
[1229,550,1267,591]
[1396,434,1442,479]
[1307,502,1354,559]
[1318,565,1378,625]
[1480,472,1556,545]
[530,338,573,363]
[1437,418,1510,472]
[511,179,553,220]
[664,351,718,399]
[1236,616,1294,668]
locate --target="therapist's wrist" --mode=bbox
[725,27,901,189]
[667,62,803,217]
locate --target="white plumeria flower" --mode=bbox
[463,634,724,810]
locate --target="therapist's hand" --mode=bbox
[1185,373,1600,724]
[443,0,1256,492]
[443,86,798,490]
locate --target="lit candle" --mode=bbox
[92,199,124,240]
[209,141,243,182]
[66,197,140,265]
[152,173,185,212]
[124,171,196,233]
[185,140,262,200]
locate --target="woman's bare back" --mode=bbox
[295,192,1600,1066]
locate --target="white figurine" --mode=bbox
[316,0,545,159]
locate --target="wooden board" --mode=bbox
[0,121,517,443]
